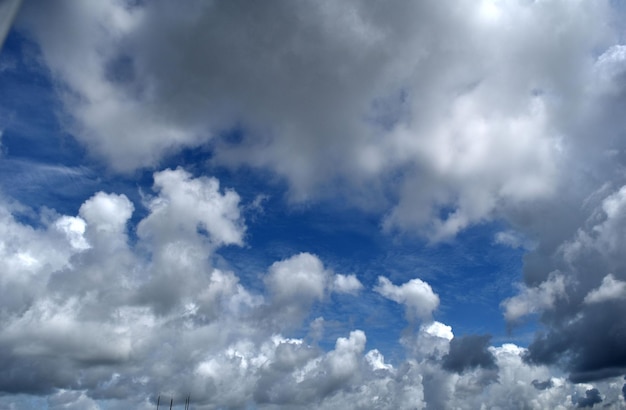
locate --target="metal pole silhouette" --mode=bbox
[170,397,173,410]
[156,395,160,410]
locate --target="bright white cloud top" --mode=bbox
[2,0,626,408]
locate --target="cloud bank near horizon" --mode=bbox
[0,169,624,409]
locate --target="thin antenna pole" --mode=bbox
[156,395,160,410]
[170,397,173,410]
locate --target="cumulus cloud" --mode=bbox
[264,253,364,325]
[6,0,626,407]
[374,276,439,321]
[0,172,379,408]
[422,321,454,341]
[265,253,328,304]
[510,184,626,383]
[15,0,617,240]
[5,172,625,408]
[138,167,244,248]
[502,271,567,322]
[584,274,626,304]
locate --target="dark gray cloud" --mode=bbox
[574,388,602,408]
[508,184,626,383]
[531,378,554,390]
[442,334,497,374]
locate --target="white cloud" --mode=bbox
[326,330,367,381]
[502,271,567,322]
[3,180,597,409]
[584,274,626,304]
[54,216,90,251]
[79,192,133,235]
[17,0,615,239]
[265,252,328,305]
[494,229,535,250]
[1,187,624,408]
[365,349,393,371]
[423,321,454,341]
[375,276,439,321]
[332,273,364,294]
[138,167,244,248]
[265,254,363,319]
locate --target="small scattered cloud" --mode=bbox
[584,274,626,304]
[374,276,439,321]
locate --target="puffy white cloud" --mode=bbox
[326,330,367,381]
[502,271,567,322]
[79,192,133,236]
[332,273,364,294]
[263,253,366,327]
[6,177,607,409]
[365,349,393,371]
[584,274,626,304]
[375,276,439,321]
[423,321,454,341]
[138,167,244,248]
[54,216,89,251]
[2,187,625,409]
[264,252,328,310]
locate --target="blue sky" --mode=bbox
[2,1,626,409]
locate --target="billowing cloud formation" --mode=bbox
[264,252,362,324]
[1,170,626,408]
[17,0,617,240]
[502,271,567,322]
[5,0,626,407]
[508,184,626,384]
[374,276,439,321]
[584,274,626,304]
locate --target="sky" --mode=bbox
[2,0,626,409]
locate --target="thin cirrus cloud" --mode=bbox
[1,0,626,408]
